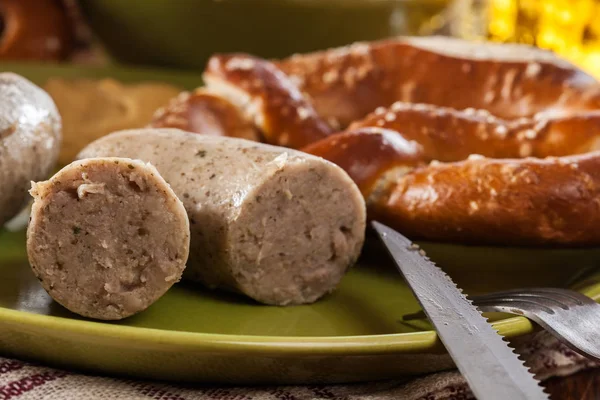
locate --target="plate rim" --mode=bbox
[0,304,528,355]
[3,273,598,356]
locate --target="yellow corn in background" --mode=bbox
[487,0,600,77]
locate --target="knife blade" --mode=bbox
[371,221,548,400]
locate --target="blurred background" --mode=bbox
[2,0,600,77]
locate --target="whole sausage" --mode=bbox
[79,129,366,306]
[0,73,61,226]
[27,157,190,320]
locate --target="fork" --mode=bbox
[403,287,600,362]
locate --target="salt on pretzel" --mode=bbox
[150,36,600,245]
[307,104,600,245]
[371,153,600,245]
[303,127,426,195]
[203,54,333,148]
[348,102,600,160]
[150,89,260,141]
[276,36,600,127]
[304,102,600,195]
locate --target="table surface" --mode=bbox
[546,368,600,399]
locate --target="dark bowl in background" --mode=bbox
[79,0,449,70]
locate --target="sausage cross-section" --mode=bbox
[79,129,366,305]
[0,72,61,226]
[27,157,190,320]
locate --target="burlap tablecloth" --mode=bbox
[0,330,597,400]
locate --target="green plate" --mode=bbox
[0,64,599,384]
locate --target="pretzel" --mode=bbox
[150,36,600,245]
[370,152,600,245]
[203,54,332,148]
[349,103,600,160]
[276,36,600,126]
[303,127,426,195]
[151,89,260,141]
[303,103,600,195]
[0,0,73,61]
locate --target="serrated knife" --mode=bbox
[371,221,548,400]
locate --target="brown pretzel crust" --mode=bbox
[152,37,600,245]
[302,128,425,195]
[150,89,260,141]
[370,153,600,245]
[0,0,74,61]
[203,54,332,148]
[276,37,600,127]
[348,102,600,160]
